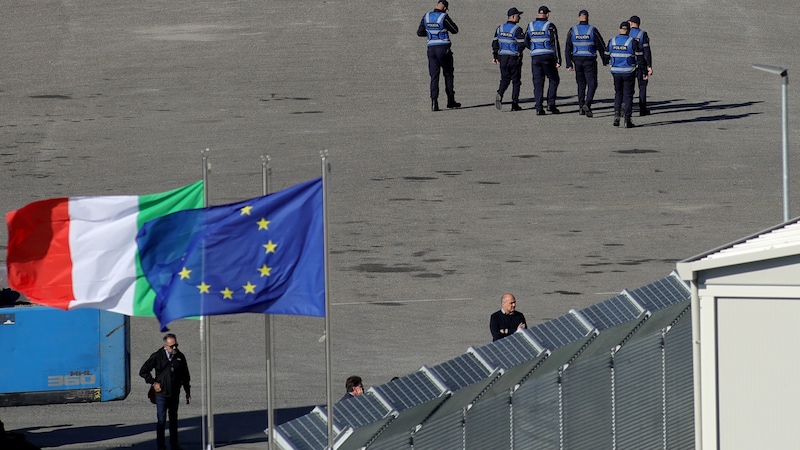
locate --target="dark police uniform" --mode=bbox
[564,12,609,117]
[492,8,526,111]
[628,16,653,115]
[525,7,562,115]
[606,23,646,128]
[417,1,460,111]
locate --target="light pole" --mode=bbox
[752,64,790,222]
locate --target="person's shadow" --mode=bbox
[465,97,763,126]
[11,406,315,448]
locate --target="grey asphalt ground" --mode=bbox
[1,0,799,448]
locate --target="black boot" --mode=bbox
[613,112,620,127]
[639,101,650,116]
[431,99,440,112]
[446,96,461,109]
[511,101,522,111]
[495,93,503,110]
[624,118,636,128]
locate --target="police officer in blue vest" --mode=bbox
[417,0,461,112]
[524,6,562,115]
[628,16,654,116]
[564,10,609,117]
[492,7,526,111]
[606,22,647,128]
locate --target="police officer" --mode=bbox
[492,7,526,111]
[628,15,653,115]
[564,10,609,117]
[606,21,647,128]
[417,0,461,111]
[525,6,562,115]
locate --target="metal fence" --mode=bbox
[275,273,694,450]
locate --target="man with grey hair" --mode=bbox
[140,333,191,450]
[490,293,527,341]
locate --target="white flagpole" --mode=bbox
[262,155,276,450]
[201,149,216,450]
[321,151,334,449]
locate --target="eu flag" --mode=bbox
[137,178,325,331]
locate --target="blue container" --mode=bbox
[0,306,129,406]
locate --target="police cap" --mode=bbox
[438,0,448,7]
[538,6,550,14]
[578,9,588,17]
[619,21,630,29]
[508,7,523,16]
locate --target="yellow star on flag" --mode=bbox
[197,282,211,294]
[257,218,270,230]
[221,287,234,299]
[179,267,192,279]
[259,264,272,277]
[243,281,256,294]
[263,240,277,254]
[241,205,253,216]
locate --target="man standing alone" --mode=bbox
[492,7,526,111]
[565,9,609,117]
[140,333,191,450]
[525,6,561,115]
[417,0,461,111]
[490,293,527,341]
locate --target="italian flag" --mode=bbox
[5,182,204,316]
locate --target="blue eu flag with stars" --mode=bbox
[137,178,325,331]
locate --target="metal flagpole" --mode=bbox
[262,155,276,450]
[321,151,334,449]
[201,149,216,450]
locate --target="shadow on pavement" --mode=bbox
[12,405,315,449]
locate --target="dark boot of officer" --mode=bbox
[511,101,522,111]
[447,91,461,108]
[446,94,461,109]
[639,100,650,116]
[624,117,636,128]
[613,112,621,127]
[431,99,440,112]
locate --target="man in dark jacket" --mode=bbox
[490,293,527,341]
[140,333,191,450]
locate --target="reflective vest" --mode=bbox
[425,11,450,46]
[570,23,596,57]
[527,20,554,56]
[497,23,522,56]
[608,35,636,73]
[629,27,644,43]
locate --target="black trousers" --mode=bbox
[427,45,455,100]
[497,55,523,102]
[613,72,636,119]
[530,55,560,109]
[572,57,598,108]
[156,394,180,449]
[635,68,649,108]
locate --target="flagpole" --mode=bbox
[262,155,276,450]
[201,149,216,450]
[321,151,334,450]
